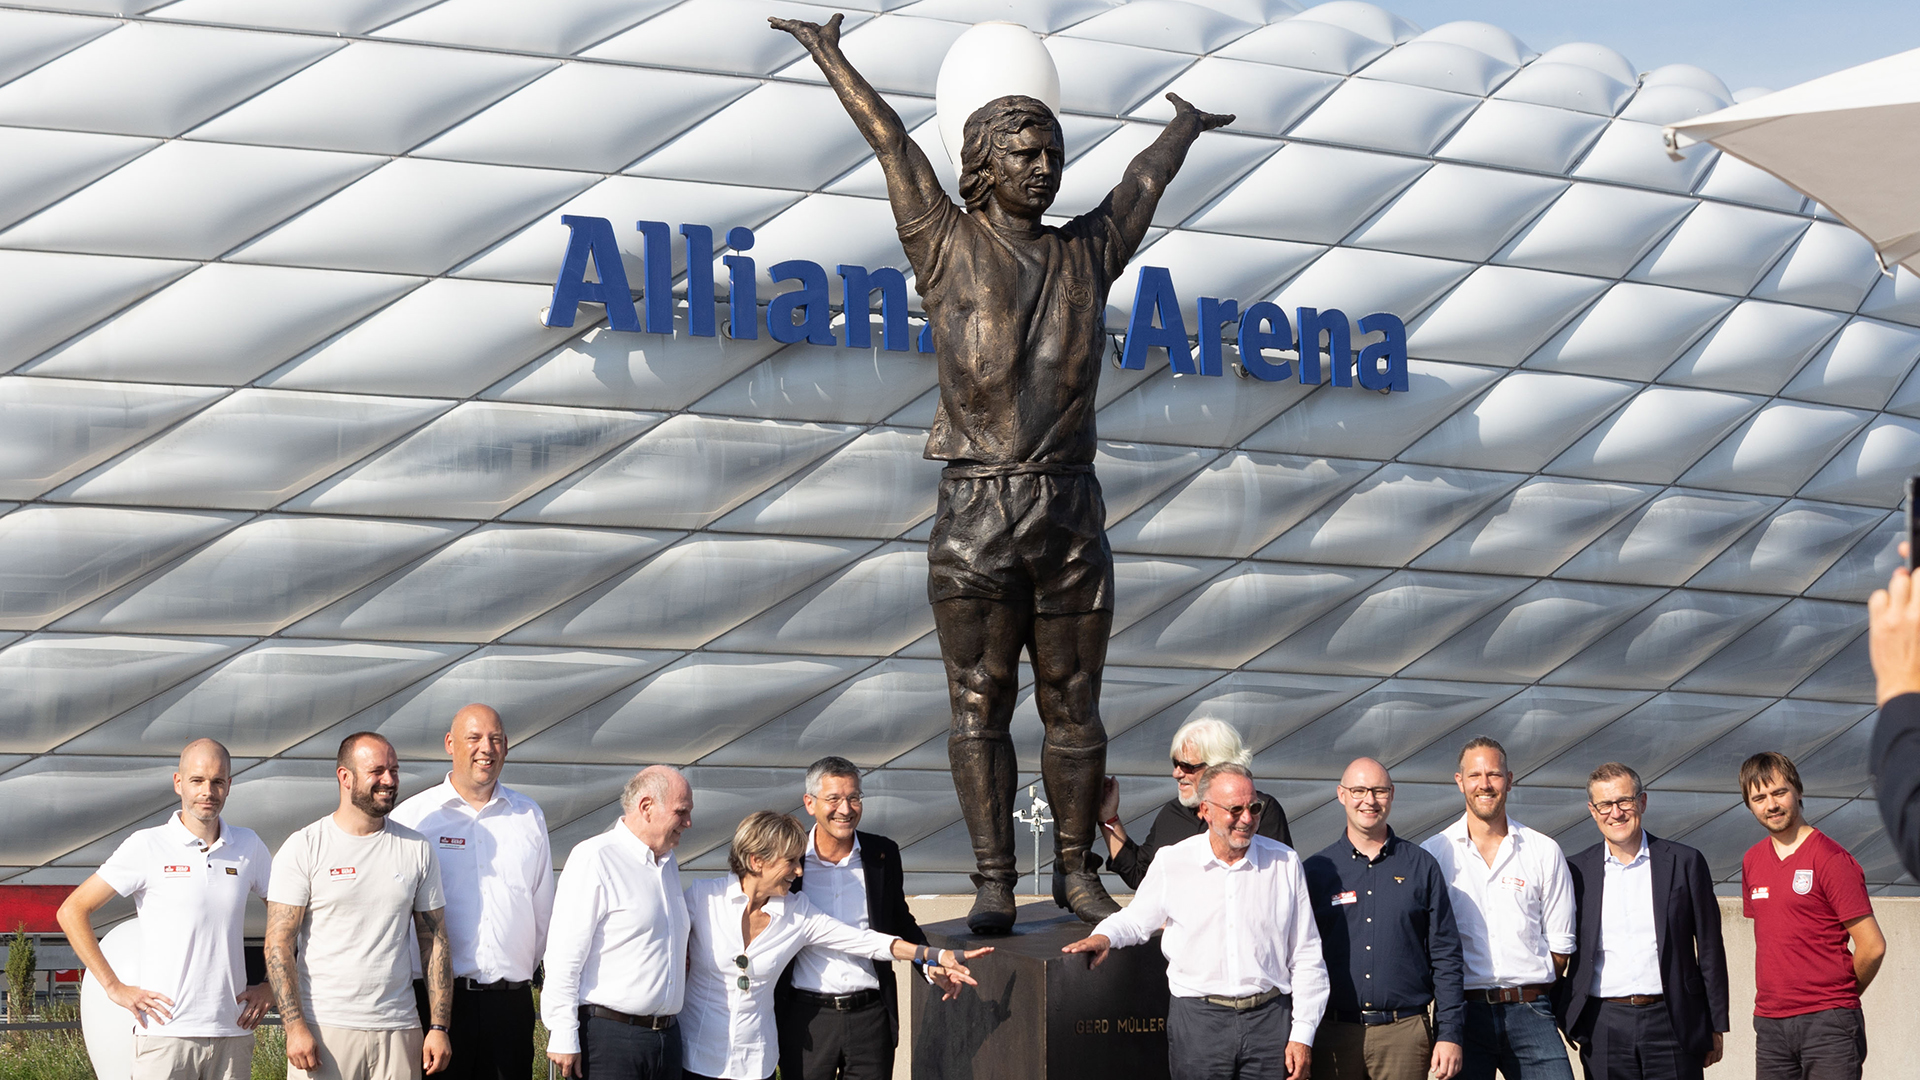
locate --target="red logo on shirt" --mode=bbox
[162,865,192,876]
[328,867,357,878]
[1750,886,1769,900]
[1499,876,1526,891]
[438,837,465,848]
[1331,891,1358,906]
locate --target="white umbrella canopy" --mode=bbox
[1665,46,1920,274]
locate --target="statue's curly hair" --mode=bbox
[957,94,1064,213]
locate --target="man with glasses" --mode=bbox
[1304,758,1464,1080]
[1065,763,1328,1080]
[1098,717,1291,890]
[1421,737,1575,1080]
[1560,763,1727,1080]
[774,756,933,1080]
[1738,752,1883,1080]
[542,766,694,1080]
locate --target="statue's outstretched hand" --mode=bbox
[769,11,843,51]
[1166,92,1235,132]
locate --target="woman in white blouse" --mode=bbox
[680,811,990,1080]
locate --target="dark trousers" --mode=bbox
[776,996,894,1080]
[411,981,536,1080]
[582,1013,683,1080]
[1576,1001,1698,1080]
[1461,999,1574,1080]
[1754,1008,1866,1080]
[1167,994,1294,1080]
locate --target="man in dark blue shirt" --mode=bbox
[1306,757,1466,1080]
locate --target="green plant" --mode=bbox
[250,1023,287,1080]
[3,926,32,1025]
[0,1002,90,1080]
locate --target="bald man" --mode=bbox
[58,739,275,1080]
[391,705,554,1080]
[1304,758,1465,1080]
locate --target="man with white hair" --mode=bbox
[1097,717,1291,889]
[542,765,694,1080]
[773,755,932,1080]
[1066,763,1328,1080]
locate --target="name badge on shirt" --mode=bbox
[328,866,357,880]
[438,836,466,849]
[1792,869,1814,895]
[1499,876,1526,891]
[1332,890,1358,906]
[162,865,192,877]
[1750,886,1769,900]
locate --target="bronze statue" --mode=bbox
[773,13,1234,933]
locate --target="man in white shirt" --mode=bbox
[267,732,452,1080]
[57,738,274,1080]
[543,765,694,1080]
[1420,737,1575,1080]
[1064,764,1329,1080]
[774,756,933,1080]
[391,704,554,1080]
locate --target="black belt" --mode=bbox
[1471,985,1551,1004]
[455,978,530,992]
[1601,994,1664,1006]
[1201,987,1289,1011]
[583,1004,676,1029]
[793,988,884,1011]
[1335,1007,1425,1025]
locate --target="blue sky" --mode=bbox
[1349,0,1920,94]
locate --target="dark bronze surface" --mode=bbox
[910,902,1171,1080]
[773,13,1233,928]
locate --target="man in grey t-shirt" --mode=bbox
[267,732,451,1080]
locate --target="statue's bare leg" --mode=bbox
[936,595,1029,933]
[1032,608,1121,923]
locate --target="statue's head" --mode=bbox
[959,94,1065,217]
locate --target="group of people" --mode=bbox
[54,705,987,1080]
[1065,725,1886,1080]
[51,706,1890,1080]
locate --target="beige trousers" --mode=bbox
[131,1033,253,1080]
[289,1024,423,1080]
[1313,1013,1434,1080]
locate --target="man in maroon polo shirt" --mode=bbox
[1739,751,1885,1080]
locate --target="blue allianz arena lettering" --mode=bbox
[545,215,1409,392]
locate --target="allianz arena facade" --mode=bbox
[0,0,1913,901]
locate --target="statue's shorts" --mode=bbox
[927,461,1114,615]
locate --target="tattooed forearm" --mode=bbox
[416,907,453,1026]
[264,902,308,1028]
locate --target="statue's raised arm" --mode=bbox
[772,13,950,226]
[1102,92,1235,252]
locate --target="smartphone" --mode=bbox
[1908,476,1920,569]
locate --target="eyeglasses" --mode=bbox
[1589,796,1641,816]
[1172,758,1206,774]
[1205,799,1266,820]
[733,954,749,991]
[815,794,862,809]
[1341,785,1394,802]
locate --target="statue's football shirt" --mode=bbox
[896,197,1145,466]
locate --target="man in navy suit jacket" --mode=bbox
[1559,763,1728,1080]
[775,757,933,1080]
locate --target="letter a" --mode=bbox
[1121,266,1194,372]
[546,215,639,331]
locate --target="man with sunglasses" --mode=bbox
[1065,763,1328,1080]
[1559,763,1726,1080]
[1305,758,1464,1080]
[1422,737,1575,1080]
[773,756,932,1080]
[1098,718,1291,890]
